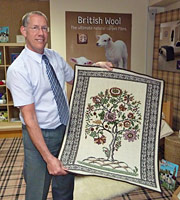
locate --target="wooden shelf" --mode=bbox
[149,0,180,7]
[0,42,25,47]
[0,122,22,131]
[0,104,7,106]
[0,43,24,132]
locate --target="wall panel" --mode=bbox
[153,8,180,131]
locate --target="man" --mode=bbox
[6,11,112,200]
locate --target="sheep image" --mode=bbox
[70,56,93,65]
[96,34,128,69]
[166,174,176,190]
[0,32,8,43]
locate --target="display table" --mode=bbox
[165,132,180,165]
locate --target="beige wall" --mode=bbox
[50,0,148,74]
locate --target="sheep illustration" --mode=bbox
[96,34,128,69]
[70,56,93,65]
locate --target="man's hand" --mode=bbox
[93,61,113,71]
[47,156,68,176]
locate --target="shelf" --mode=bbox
[0,122,22,131]
[0,43,24,132]
[149,0,180,7]
[0,43,25,47]
[0,104,7,106]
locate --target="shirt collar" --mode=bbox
[25,45,43,64]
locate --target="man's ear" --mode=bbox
[20,26,27,37]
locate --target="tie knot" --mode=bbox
[42,54,49,62]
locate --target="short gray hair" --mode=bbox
[22,11,48,27]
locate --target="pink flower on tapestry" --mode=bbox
[123,130,138,142]
[104,111,116,122]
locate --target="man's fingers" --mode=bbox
[93,61,113,71]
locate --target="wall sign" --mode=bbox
[66,11,132,70]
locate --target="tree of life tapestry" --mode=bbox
[58,65,164,192]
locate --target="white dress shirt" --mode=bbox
[7,46,74,129]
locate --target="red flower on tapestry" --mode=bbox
[128,112,134,118]
[124,120,131,127]
[110,87,122,97]
[94,135,106,145]
[92,96,101,104]
[119,104,127,111]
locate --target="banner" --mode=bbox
[66,11,132,98]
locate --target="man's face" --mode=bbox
[21,14,48,54]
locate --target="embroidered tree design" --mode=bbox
[85,87,142,162]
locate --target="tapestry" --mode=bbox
[58,65,164,192]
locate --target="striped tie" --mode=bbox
[42,55,69,125]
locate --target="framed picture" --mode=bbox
[160,159,179,191]
[0,110,8,122]
[16,35,25,43]
[10,53,19,63]
[0,26,9,43]
[158,20,180,73]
